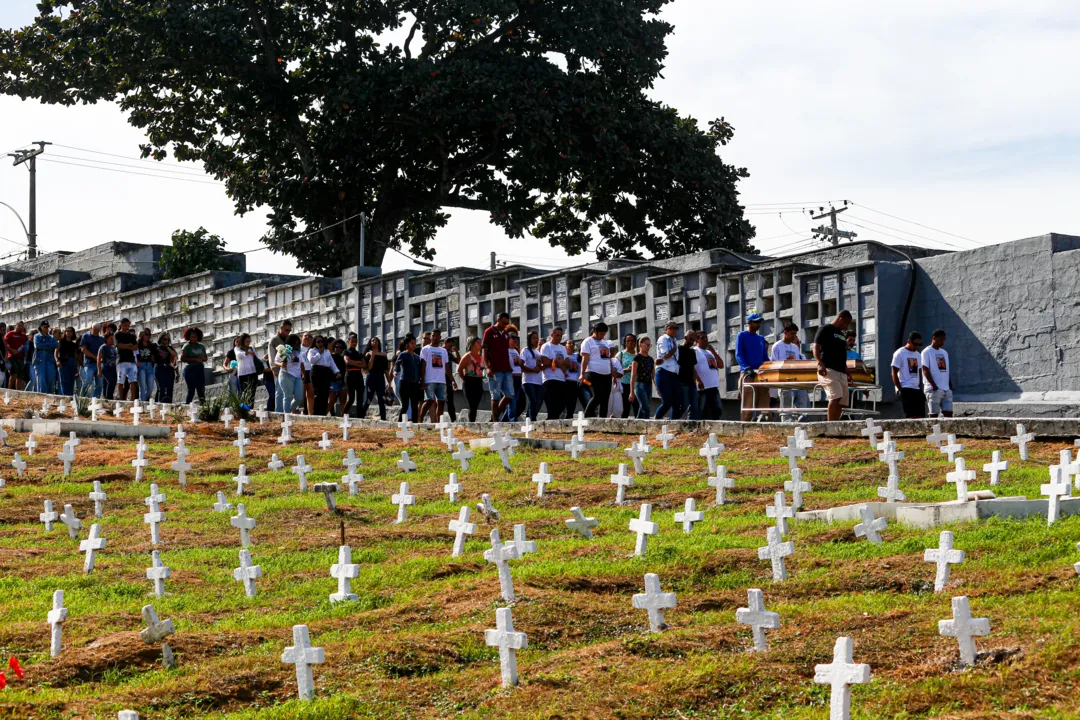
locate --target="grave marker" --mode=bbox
[709,467,735,505]
[814,637,871,720]
[174,424,187,442]
[314,482,340,513]
[0,424,7,447]
[171,443,191,487]
[256,407,269,425]
[513,524,537,556]
[531,462,553,498]
[268,453,285,472]
[940,435,964,462]
[80,524,106,573]
[1010,424,1034,460]
[139,604,176,668]
[926,424,948,448]
[610,463,634,505]
[395,419,415,444]
[147,550,171,598]
[780,436,806,472]
[757,526,794,582]
[625,436,649,473]
[231,504,256,547]
[318,432,333,451]
[572,411,589,440]
[213,491,233,513]
[131,440,149,481]
[877,473,907,504]
[282,625,324,701]
[58,443,76,477]
[982,450,1009,486]
[448,507,477,557]
[484,528,520,601]
[655,425,675,449]
[735,588,780,652]
[785,468,812,510]
[566,507,598,538]
[329,545,360,603]
[143,498,166,546]
[566,434,586,459]
[25,433,38,456]
[89,481,107,518]
[795,426,815,450]
[673,498,704,533]
[47,589,67,658]
[489,431,513,471]
[860,418,883,449]
[392,482,415,523]
[521,417,534,439]
[234,464,251,496]
[485,607,527,688]
[145,483,166,507]
[221,407,234,430]
[766,491,794,536]
[187,402,199,424]
[632,573,676,633]
[1041,466,1070,525]
[923,530,964,593]
[339,414,351,441]
[453,442,474,471]
[234,421,250,458]
[443,472,462,503]
[131,403,143,426]
[946,458,977,502]
[853,506,887,543]
[292,455,313,491]
[877,441,904,477]
[40,500,59,532]
[629,503,659,557]
[1050,449,1079,490]
[59,503,82,539]
[699,437,723,474]
[476,493,500,522]
[341,449,362,477]
[938,595,989,667]
[397,451,417,473]
[12,453,27,478]
[233,548,263,597]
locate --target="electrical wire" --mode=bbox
[47,152,213,178]
[851,202,981,246]
[0,234,29,248]
[39,158,223,186]
[843,212,972,251]
[234,211,367,254]
[51,143,201,171]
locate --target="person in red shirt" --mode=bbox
[4,321,28,390]
[481,312,514,420]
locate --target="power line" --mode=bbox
[234,211,367,254]
[851,202,981,246]
[843,213,970,251]
[39,157,223,186]
[51,142,201,171]
[47,152,212,178]
[0,234,29,248]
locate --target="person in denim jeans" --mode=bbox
[135,328,157,401]
[79,324,105,397]
[481,312,515,421]
[274,334,305,414]
[57,326,80,396]
[629,336,655,418]
[654,322,682,419]
[97,332,119,400]
[32,321,58,393]
[152,333,178,403]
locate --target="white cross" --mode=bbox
[234,421,250,457]
[1050,448,1079,491]
[566,434,586,459]
[877,441,904,476]
[699,439,723,474]
[58,398,68,415]
[874,430,892,451]
[89,398,103,421]
[329,545,360,603]
[232,464,251,496]
[268,453,285,472]
[521,417,534,438]
[2,390,9,404]
[139,604,176,668]
[795,426,815,450]
[757,526,794,581]
[766,491,795,536]
[60,503,82,540]
[1010,424,1034,460]
[610,463,635,504]
[513,524,537,556]
[484,528,520,601]
[58,443,76,477]
[395,419,415,444]
[147,399,156,420]
[0,424,7,447]
[112,401,124,418]
[852,506,887,544]
[256,407,269,425]
[629,503,659,556]
[392,481,415,523]
[476,493,500,522]
[938,595,990,667]
[282,413,295,430]
[11,452,27,478]
[339,414,351,441]
[282,625,325,700]
[213,491,233,513]
[566,506,598,538]
[145,483,167,507]
[174,424,186,442]
[453,442,474,471]
[780,436,806,472]
[814,637,871,720]
[489,432,512,471]
[131,405,143,426]
[187,402,199,423]
[531,462,553,498]
[292,455,313,491]
[89,481,107,518]
[171,447,191,487]
[443,425,457,451]
[940,434,964,462]
[442,472,462,503]
[736,588,780,652]
[709,467,735,505]
[674,497,704,533]
[655,425,675,450]
[625,436,649,473]
[926,423,948,448]
[572,411,589,440]
[314,482,339,513]
[785,468,812,510]
[40,500,59,532]
[485,607,527,688]
[25,433,38,456]
[860,418,883,449]
[397,451,417,473]
[435,413,451,443]
[144,498,166,545]
[79,523,106,573]
[923,529,965,593]
[131,444,149,482]
[42,397,51,414]
[982,450,1009,486]
[278,423,292,446]
[233,548,263,597]
[48,589,67,658]
[231,503,256,547]
[448,506,477,557]
[946,458,977,502]
[221,407,234,430]
[318,432,333,451]
[632,573,677,633]
[877,473,907,503]
[147,549,171,598]
[1042,466,1070,525]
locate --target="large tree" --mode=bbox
[159,227,240,279]
[0,0,755,275]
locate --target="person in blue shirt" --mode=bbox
[735,313,769,421]
[845,331,862,360]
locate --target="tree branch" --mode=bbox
[404,19,420,60]
[444,195,491,211]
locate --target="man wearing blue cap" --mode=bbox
[736,313,768,421]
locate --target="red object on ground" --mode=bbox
[7,657,22,680]
[0,672,6,689]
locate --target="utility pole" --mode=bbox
[811,204,857,246]
[8,141,51,259]
[490,251,496,271]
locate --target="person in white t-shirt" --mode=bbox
[921,328,953,417]
[890,331,926,418]
[540,327,569,419]
[419,328,449,422]
[520,331,545,421]
[694,332,724,420]
[579,322,613,418]
[505,328,525,421]
[769,322,808,421]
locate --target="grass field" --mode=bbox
[1,406,1079,719]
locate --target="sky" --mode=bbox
[2,1,1079,275]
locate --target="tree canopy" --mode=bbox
[0,0,755,275]
[159,227,239,280]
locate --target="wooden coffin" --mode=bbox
[754,359,875,385]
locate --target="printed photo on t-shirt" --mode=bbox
[431,354,443,368]
[907,357,919,375]
[936,355,947,372]
[599,345,609,359]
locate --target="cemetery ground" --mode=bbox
[1,408,1079,718]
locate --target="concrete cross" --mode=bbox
[877,473,907,503]
[278,424,292,446]
[171,446,192,487]
[1041,466,1070,525]
[709,467,735,505]
[485,607,527,688]
[80,523,106,573]
[147,399,157,420]
[397,451,418,473]
[531,462,553,498]
[392,481,415,523]
[572,411,589,440]
[213,491,233,513]
[145,483,167,507]
[256,407,269,425]
[489,432,512,471]
[234,421,250,458]
[25,433,38,456]
[982,450,1009,486]
[89,481,107,518]
[946,458,977,502]
[655,425,675,450]
[443,472,462,503]
[88,398,103,421]
[938,595,990,667]
[281,625,325,700]
[448,506,477,557]
[187,402,199,424]
[329,545,360,603]
[632,573,677,633]
[484,528,520,601]
[814,637,871,720]
[60,503,82,540]
[860,418,883,449]
[268,453,285,472]
[131,444,149,482]
[147,549,171,598]
[453,442,474,471]
[1050,448,1079,492]
[874,430,892,452]
[757,526,794,581]
[795,426,815,450]
[924,530,964,593]
[131,404,143,426]
[877,441,904,477]
[233,548,263,597]
[282,413,295,430]
[785,468,812,510]
[521,417,535,439]
[566,507,598,538]
[314,482,340,513]
[48,589,68,658]
[174,424,187,442]
[66,430,80,449]
[625,437,649,474]
[144,498,166,545]
[766,491,795,535]
[318,432,333,451]
[342,449,362,476]
[139,604,176,668]
[40,500,59,532]
[476,493,500,522]
[674,498,704,533]
[0,424,8,447]
[2,390,9,405]
[699,438,723,474]
[854,505,887,543]
[513,524,537,556]
[233,464,251,496]
[12,452,27,478]
[292,455,313,491]
[736,588,781,652]
[231,503,256,547]
[443,425,456,451]
[58,397,68,415]
[395,419,415,444]
[435,413,451,444]
[780,436,806,472]
[629,503,659,557]
[566,434,586,459]
[610,463,634,504]
[339,414,351,441]
[1010,423,1034,461]
[221,407,234,430]
[42,397,51,415]
[58,443,76,477]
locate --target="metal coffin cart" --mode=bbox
[739,359,880,421]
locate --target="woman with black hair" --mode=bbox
[394,334,423,422]
[181,326,208,403]
[361,337,390,420]
[152,333,178,403]
[307,335,337,415]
